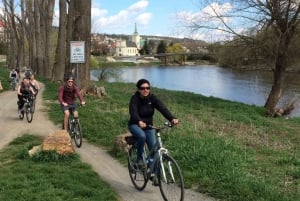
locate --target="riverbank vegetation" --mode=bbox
[41,78,300,201]
[0,65,9,92]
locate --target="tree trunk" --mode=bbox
[53,0,67,82]
[4,0,20,69]
[66,0,74,76]
[264,40,288,116]
[25,0,36,70]
[34,0,43,75]
[42,0,55,79]
[264,65,286,116]
[69,0,91,88]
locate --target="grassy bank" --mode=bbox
[42,78,300,201]
[90,56,161,69]
[0,63,10,91]
[0,135,120,201]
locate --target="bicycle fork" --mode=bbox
[158,148,175,184]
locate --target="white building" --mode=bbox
[115,40,139,56]
[113,23,141,57]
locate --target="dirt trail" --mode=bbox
[0,82,217,201]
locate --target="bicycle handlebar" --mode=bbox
[21,94,34,99]
[147,122,175,130]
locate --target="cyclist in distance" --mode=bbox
[58,75,85,131]
[15,67,20,81]
[128,78,179,168]
[28,73,40,96]
[9,68,18,84]
[17,77,36,118]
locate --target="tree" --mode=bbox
[166,43,185,64]
[52,0,67,82]
[3,0,20,69]
[67,0,91,88]
[139,39,151,55]
[178,0,300,116]
[1,0,91,87]
[157,40,167,54]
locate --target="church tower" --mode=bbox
[131,23,141,50]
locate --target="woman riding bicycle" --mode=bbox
[9,68,18,85]
[128,79,179,169]
[28,73,40,96]
[58,75,85,131]
[17,77,36,118]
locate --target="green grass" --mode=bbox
[41,78,300,201]
[2,63,300,200]
[0,135,119,201]
[0,62,10,91]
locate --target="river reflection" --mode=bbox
[90,65,300,117]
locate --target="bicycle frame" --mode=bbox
[67,104,83,148]
[144,126,170,181]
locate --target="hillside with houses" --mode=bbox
[91,24,208,57]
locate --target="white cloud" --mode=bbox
[174,2,235,42]
[53,0,152,35]
[92,7,108,18]
[136,12,152,25]
[92,0,151,34]
[128,0,148,13]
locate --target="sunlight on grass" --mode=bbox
[41,79,300,201]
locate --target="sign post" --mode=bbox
[70,41,85,87]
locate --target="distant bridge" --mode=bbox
[138,52,204,65]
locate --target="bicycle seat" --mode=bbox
[68,106,76,115]
[125,136,137,145]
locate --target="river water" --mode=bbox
[90,65,300,117]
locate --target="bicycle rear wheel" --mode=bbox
[25,104,33,123]
[11,82,16,90]
[127,146,148,191]
[158,154,184,201]
[73,120,82,147]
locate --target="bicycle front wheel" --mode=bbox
[127,146,148,191]
[25,104,33,123]
[31,97,36,113]
[158,154,184,201]
[73,120,82,147]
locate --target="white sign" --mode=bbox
[70,41,85,63]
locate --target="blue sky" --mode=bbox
[49,0,239,42]
[90,0,201,38]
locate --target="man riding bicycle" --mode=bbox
[58,75,85,131]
